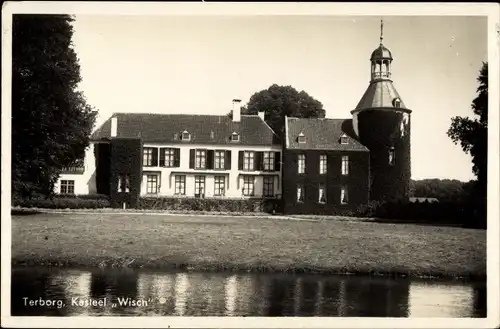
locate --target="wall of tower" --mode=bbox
[355,109,411,202]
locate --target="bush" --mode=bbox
[137,197,281,213]
[14,197,110,209]
[53,194,109,200]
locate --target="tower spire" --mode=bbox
[380,18,384,45]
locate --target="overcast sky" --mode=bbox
[70,15,487,181]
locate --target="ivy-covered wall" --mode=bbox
[109,138,143,208]
[356,109,411,202]
[282,149,370,215]
[94,142,111,196]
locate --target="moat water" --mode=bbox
[11,268,486,317]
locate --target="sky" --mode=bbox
[70,15,487,182]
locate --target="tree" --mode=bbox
[447,62,488,223]
[12,15,97,199]
[235,84,326,139]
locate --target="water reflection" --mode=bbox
[11,268,486,317]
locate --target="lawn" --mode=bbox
[11,212,486,279]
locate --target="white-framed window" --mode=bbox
[117,174,130,193]
[231,132,240,142]
[393,98,401,108]
[389,147,395,166]
[297,154,306,174]
[341,186,348,204]
[263,176,274,197]
[164,148,176,167]
[297,185,304,203]
[194,175,205,198]
[319,154,327,175]
[242,176,255,196]
[298,132,306,144]
[146,174,158,194]
[340,134,349,145]
[195,149,206,169]
[341,156,349,176]
[181,130,191,141]
[143,148,156,166]
[318,184,326,203]
[243,151,255,171]
[263,152,275,171]
[60,180,75,194]
[214,150,225,169]
[214,176,226,196]
[174,175,186,195]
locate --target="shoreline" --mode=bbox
[11,257,486,282]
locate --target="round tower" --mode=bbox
[351,20,412,202]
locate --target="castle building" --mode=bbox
[54,21,411,213]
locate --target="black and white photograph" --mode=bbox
[1,2,499,328]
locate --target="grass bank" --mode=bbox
[11,212,486,280]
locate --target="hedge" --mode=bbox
[14,197,110,209]
[138,197,281,213]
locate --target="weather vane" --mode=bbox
[380,18,384,45]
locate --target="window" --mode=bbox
[214,151,225,169]
[143,148,156,166]
[60,180,75,194]
[263,176,274,197]
[297,185,304,203]
[164,148,176,167]
[263,152,275,171]
[298,132,306,144]
[214,176,226,196]
[393,98,401,108]
[341,186,348,204]
[181,130,191,141]
[195,149,206,169]
[117,174,130,193]
[174,175,186,195]
[319,155,327,175]
[297,154,306,174]
[146,175,158,194]
[243,151,255,171]
[318,184,326,203]
[242,176,255,196]
[340,134,349,145]
[194,176,205,198]
[231,132,240,142]
[389,147,395,166]
[341,156,349,175]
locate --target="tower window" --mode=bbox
[393,98,401,108]
[340,134,349,145]
[389,147,395,166]
[297,132,306,144]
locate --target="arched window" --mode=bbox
[393,98,401,108]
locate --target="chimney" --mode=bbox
[258,111,265,121]
[232,99,241,122]
[111,116,117,137]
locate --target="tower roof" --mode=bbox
[352,80,410,113]
[370,45,393,61]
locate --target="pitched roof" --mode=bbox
[285,117,369,152]
[91,113,279,145]
[353,80,409,113]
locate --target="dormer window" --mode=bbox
[340,133,349,145]
[181,130,191,141]
[297,132,306,144]
[173,133,178,140]
[393,98,401,108]
[231,132,240,142]
[210,131,215,139]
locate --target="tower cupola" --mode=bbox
[370,19,393,81]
